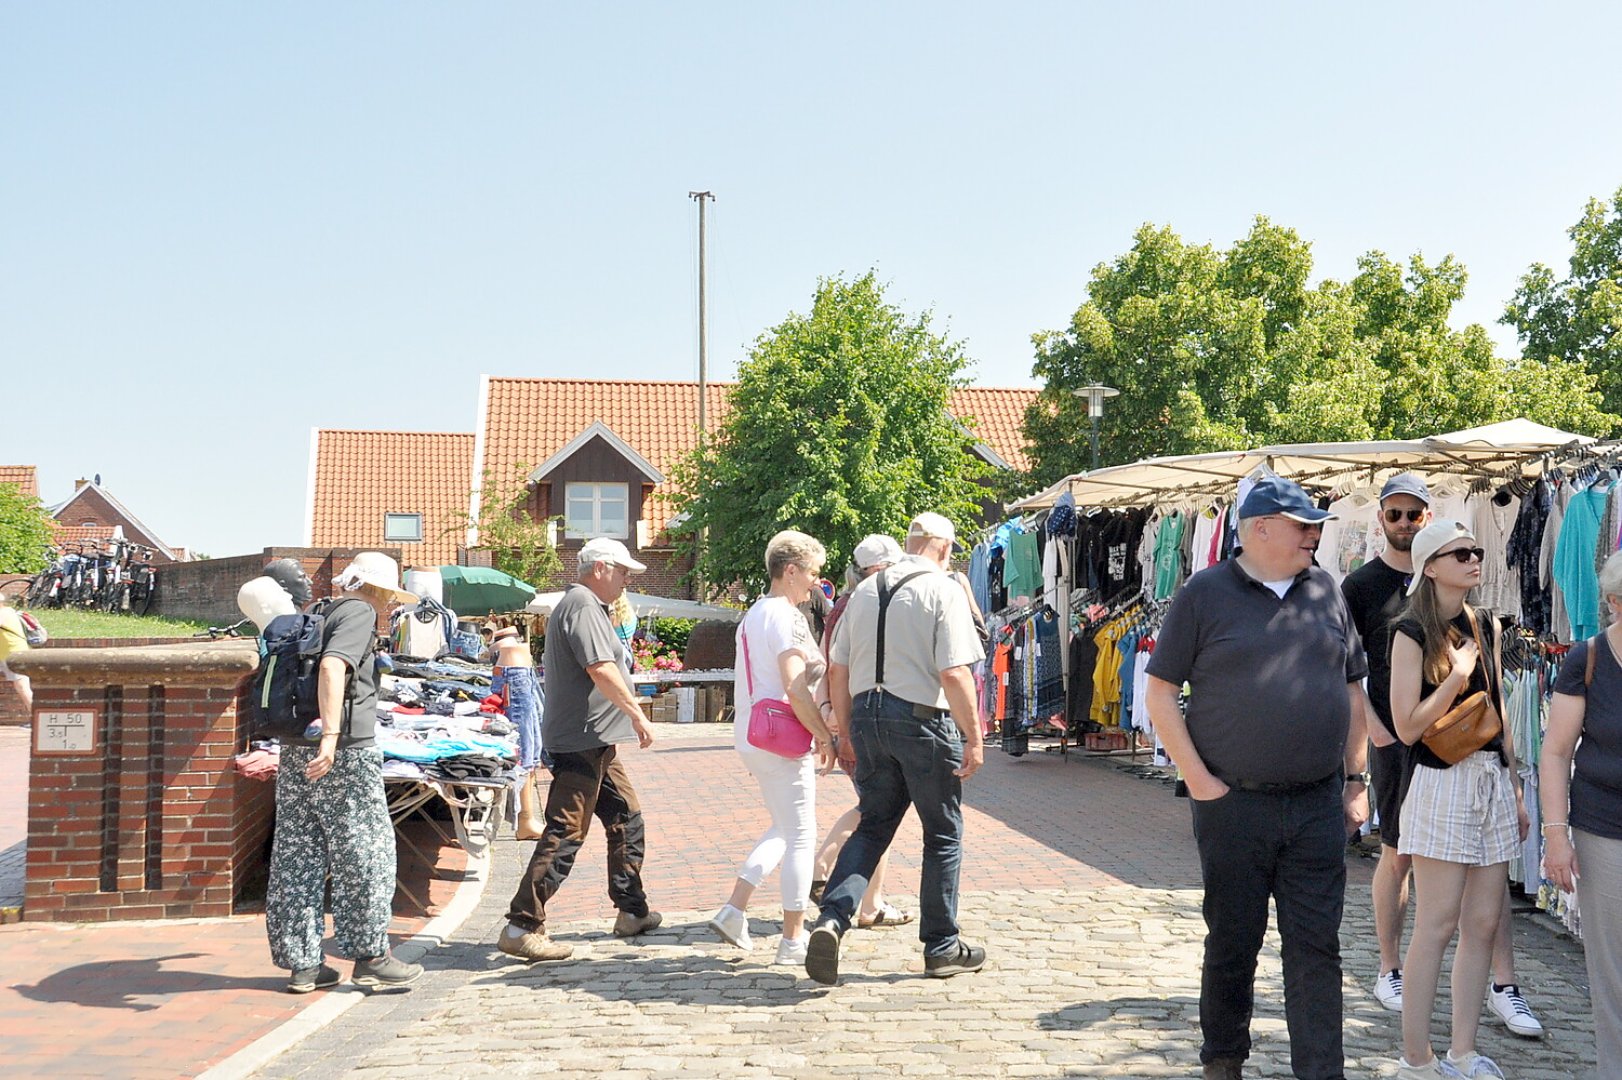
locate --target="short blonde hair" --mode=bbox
[764,530,826,581]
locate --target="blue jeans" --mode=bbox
[819,690,964,957]
[1190,775,1346,1080]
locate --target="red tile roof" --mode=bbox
[0,466,39,500]
[308,430,474,567]
[476,378,1037,541]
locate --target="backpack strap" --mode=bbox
[873,570,932,694]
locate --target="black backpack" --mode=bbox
[250,598,366,739]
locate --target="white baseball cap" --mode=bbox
[334,552,419,604]
[907,512,957,545]
[1407,519,1477,595]
[852,534,903,570]
[578,537,647,574]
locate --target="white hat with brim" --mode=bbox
[579,536,647,574]
[334,552,420,604]
[1407,519,1477,595]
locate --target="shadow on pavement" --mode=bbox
[10,953,287,1011]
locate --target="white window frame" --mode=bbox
[384,512,424,543]
[564,482,629,539]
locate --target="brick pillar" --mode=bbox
[10,641,270,922]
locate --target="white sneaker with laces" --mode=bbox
[1394,1055,1463,1079]
[773,934,808,966]
[1374,967,1404,1011]
[1487,982,1545,1037]
[707,905,752,950]
[1445,1049,1506,1078]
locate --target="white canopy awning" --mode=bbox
[1008,420,1602,513]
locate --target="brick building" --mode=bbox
[50,479,182,563]
[307,377,1039,598]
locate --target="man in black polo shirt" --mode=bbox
[1342,474,1545,1036]
[1146,476,1369,1080]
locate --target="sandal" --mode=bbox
[856,903,913,928]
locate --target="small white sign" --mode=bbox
[35,710,98,755]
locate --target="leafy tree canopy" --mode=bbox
[1024,217,1614,489]
[1503,183,1622,418]
[673,271,988,596]
[452,465,563,589]
[0,485,56,575]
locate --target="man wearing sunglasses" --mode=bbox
[1341,474,1544,1037]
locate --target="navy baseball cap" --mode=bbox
[1379,472,1431,505]
[1238,476,1334,523]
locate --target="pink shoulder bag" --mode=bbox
[741,626,813,758]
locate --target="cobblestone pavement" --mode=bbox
[254,724,1599,1080]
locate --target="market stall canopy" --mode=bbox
[1007,418,1602,513]
[523,589,743,622]
[436,566,537,615]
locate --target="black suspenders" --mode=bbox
[872,570,931,695]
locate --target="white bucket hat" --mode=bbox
[334,552,419,604]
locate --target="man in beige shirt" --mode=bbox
[806,511,986,985]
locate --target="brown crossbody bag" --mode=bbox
[1419,605,1504,765]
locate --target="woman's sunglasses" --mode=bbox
[1382,508,1426,523]
[1433,546,1486,564]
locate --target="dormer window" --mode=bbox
[565,483,628,539]
[384,513,424,542]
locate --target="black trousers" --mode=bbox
[1189,776,1346,1080]
[506,745,649,932]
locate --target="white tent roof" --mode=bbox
[1008,420,1601,512]
[525,589,743,622]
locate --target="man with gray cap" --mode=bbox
[499,537,661,963]
[1342,475,1544,1035]
[1146,476,1369,1080]
[805,512,986,985]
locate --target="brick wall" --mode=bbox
[552,538,697,599]
[0,637,195,727]
[152,546,403,623]
[19,643,267,922]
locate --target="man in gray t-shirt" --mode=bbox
[500,538,660,962]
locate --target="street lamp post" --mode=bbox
[1073,384,1119,473]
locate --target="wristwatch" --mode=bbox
[1345,771,1371,787]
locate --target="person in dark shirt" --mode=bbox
[1540,548,1622,1073]
[265,552,424,993]
[1342,475,1543,1037]
[1146,477,1369,1080]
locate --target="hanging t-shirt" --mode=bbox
[1554,484,1610,642]
[1471,490,1522,618]
[1004,529,1042,604]
[1153,512,1186,600]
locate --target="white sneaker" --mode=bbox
[773,934,808,966]
[1394,1056,1463,1079]
[1445,1050,1506,1078]
[707,905,752,950]
[1374,967,1404,1011]
[1487,982,1545,1037]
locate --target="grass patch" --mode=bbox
[31,609,220,640]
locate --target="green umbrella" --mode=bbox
[436,566,538,615]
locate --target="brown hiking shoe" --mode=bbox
[612,910,662,937]
[1202,1059,1243,1080]
[497,925,573,962]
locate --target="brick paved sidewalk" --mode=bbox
[0,719,478,1080]
[251,724,1599,1079]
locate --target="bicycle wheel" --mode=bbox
[0,577,30,604]
[137,573,157,616]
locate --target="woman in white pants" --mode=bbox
[1540,549,1622,1076]
[709,530,835,965]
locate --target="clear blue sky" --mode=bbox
[6,3,1621,558]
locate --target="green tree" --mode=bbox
[0,485,56,574]
[452,465,563,588]
[1503,184,1622,421]
[673,271,988,596]
[1024,217,1614,490]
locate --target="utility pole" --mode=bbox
[689,191,714,441]
[689,191,714,599]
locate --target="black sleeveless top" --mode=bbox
[1392,607,1506,771]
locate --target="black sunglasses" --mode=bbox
[1434,546,1486,564]
[1382,508,1426,523]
